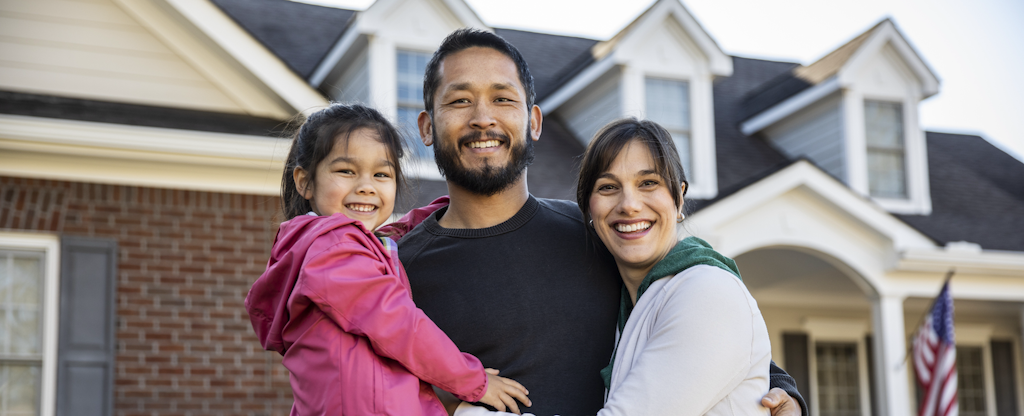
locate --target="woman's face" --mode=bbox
[588,140,683,278]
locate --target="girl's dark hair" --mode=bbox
[281,103,405,220]
[576,118,689,224]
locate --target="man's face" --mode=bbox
[419,47,541,196]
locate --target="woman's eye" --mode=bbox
[597,184,616,192]
[641,179,659,187]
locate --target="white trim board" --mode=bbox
[0,115,289,195]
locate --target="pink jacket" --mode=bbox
[245,213,486,415]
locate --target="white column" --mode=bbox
[872,294,913,416]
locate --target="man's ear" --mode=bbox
[418,110,433,147]
[529,105,543,142]
[293,167,313,200]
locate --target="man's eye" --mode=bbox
[449,98,469,104]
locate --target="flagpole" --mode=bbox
[900,268,955,366]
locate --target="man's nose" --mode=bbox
[469,102,497,129]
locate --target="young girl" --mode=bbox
[245,104,530,415]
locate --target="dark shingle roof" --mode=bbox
[0,90,290,136]
[710,57,798,191]
[496,29,598,103]
[212,0,355,79]
[897,133,1024,251]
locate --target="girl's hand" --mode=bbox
[477,368,531,414]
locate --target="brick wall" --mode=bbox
[0,176,293,416]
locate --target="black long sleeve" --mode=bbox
[769,360,809,416]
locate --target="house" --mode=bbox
[1,0,1022,415]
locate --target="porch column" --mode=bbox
[872,294,913,416]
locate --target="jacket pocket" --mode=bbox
[373,356,385,413]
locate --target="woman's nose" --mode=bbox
[618,187,643,215]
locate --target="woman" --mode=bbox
[576,118,771,415]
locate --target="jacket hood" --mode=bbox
[245,214,370,354]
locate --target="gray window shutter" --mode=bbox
[57,237,117,416]
[990,340,1019,416]
[783,332,811,412]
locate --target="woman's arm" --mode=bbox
[599,265,771,416]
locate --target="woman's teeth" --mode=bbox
[346,204,376,212]
[468,140,501,149]
[615,221,651,233]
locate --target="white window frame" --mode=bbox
[803,318,873,416]
[863,99,908,199]
[955,324,999,416]
[395,48,442,180]
[0,232,60,416]
[644,76,693,180]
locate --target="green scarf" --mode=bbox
[600,236,742,390]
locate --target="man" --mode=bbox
[397,28,806,416]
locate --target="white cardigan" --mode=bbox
[599,265,772,416]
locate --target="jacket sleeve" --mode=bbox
[300,230,487,403]
[769,361,808,416]
[598,266,770,416]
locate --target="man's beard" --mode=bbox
[432,123,535,197]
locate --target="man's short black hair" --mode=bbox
[423,28,535,115]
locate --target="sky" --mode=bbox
[296,0,1024,162]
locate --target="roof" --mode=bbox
[212,0,355,79]
[897,133,1024,251]
[0,90,289,137]
[739,19,881,121]
[495,29,598,103]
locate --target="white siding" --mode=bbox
[327,45,370,104]
[0,0,248,113]
[765,94,846,181]
[560,70,621,145]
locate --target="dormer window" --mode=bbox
[396,50,432,159]
[645,77,692,176]
[864,100,906,199]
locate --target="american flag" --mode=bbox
[912,281,957,416]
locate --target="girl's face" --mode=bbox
[588,140,684,278]
[295,128,397,230]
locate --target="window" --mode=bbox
[864,100,906,198]
[0,249,45,416]
[645,78,691,176]
[397,50,432,160]
[957,346,987,416]
[816,342,861,416]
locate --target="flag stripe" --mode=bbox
[913,282,958,416]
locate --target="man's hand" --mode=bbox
[761,387,801,416]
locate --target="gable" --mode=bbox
[853,43,920,99]
[371,0,467,48]
[0,0,322,120]
[618,16,706,77]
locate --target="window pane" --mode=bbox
[816,342,861,416]
[645,78,690,131]
[397,50,433,161]
[957,346,987,416]
[397,106,433,159]
[864,100,907,198]
[864,101,903,148]
[867,151,906,198]
[645,78,691,177]
[1,252,44,358]
[0,363,41,416]
[673,132,692,178]
[397,50,430,105]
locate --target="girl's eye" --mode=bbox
[336,169,355,175]
[374,172,392,179]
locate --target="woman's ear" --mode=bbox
[293,167,313,200]
[680,181,688,197]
